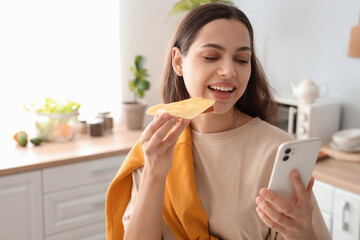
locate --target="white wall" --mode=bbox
[119,0,178,125]
[237,0,360,129]
[120,0,360,129]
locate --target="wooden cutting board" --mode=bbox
[348,11,360,57]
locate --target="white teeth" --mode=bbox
[209,86,234,92]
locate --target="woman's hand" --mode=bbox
[124,113,189,240]
[255,170,316,240]
[140,113,190,179]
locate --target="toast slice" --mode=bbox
[146,98,215,119]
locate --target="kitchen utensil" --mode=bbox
[348,10,360,57]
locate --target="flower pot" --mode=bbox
[122,102,147,130]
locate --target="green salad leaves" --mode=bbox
[24,98,81,114]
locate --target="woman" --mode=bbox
[106,3,331,240]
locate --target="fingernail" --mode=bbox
[174,119,181,126]
[294,170,299,178]
[256,196,263,204]
[256,207,262,213]
[260,189,269,198]
[182,119,190,125]
[162,113,170,120]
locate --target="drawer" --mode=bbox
[45,221,106,240]
[44,181,108,236]
[313,180,334,213]
[43,155,125,193]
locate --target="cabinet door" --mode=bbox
[0,171,43,240]
[44,181,108,236]
[313,180,334,233]
[45,221,106,240]
[333,188,360,240]
[43,155,125,193]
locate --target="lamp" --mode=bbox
[348,11,360,57]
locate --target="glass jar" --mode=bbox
[88,118,104,137]
[35,111,79,142]
[96,111,113,134]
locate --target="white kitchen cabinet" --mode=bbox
[42,155,125,240]
[332,188,360,240]
[313,180,334,233]
[45,221,106,240]
[44,181,109,235]
[0,154,125,240]
[314,180,360,240]
[0,170,44,240]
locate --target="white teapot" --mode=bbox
[290,77,329,104]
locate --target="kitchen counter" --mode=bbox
[313,157,360,195]
[0,125,143,176]
[1,126,359,194]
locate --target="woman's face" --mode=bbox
[174,19,252,114]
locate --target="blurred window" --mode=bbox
[0,0,121,140]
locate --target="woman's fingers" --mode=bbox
[258,189,297,219]
[255,196,292,228]
[150,117,178,143]
[256,170,316,239]
[163,118,190,145]
[307,176,315,194]
[255,206,287,234]
[140,113,172,143]
[291,170,310,203]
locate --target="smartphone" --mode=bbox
[268,138,322,200]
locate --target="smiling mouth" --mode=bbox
[208,85,235,93]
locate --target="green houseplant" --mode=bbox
[122,55,150,129]
[129,55,150,103]
[169,0,234,17]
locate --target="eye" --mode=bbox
[235,59,249,64]
[204,56,218,61]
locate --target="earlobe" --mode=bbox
[172,47,183,76]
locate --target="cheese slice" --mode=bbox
[146,98,215,119]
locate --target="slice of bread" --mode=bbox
[146,98,215,119]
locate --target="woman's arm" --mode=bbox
[124,113,189,240]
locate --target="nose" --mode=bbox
[217,58,236,78]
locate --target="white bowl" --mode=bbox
[332,128,360,148]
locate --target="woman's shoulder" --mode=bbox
[249,117,294,145]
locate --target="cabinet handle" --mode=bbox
[93,200,106,207]
[91,167,117,175]
[341,201,349,231]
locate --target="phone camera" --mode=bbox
[283,155,289,161]
[285,148,291,154]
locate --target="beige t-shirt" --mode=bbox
[123,118,331,240]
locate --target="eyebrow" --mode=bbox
[201,43,251,52]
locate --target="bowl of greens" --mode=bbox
[25,98,81,142]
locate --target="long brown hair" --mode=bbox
[161,3,278,124]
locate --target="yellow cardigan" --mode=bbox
[105,126,218,240]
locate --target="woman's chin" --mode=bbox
[209,105,236,115]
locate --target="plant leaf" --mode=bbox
[136,88,144,98]
[135,55,145,70]
[169,0,235,17]
[138,80,150,91]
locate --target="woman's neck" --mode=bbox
[190,107,240,133]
